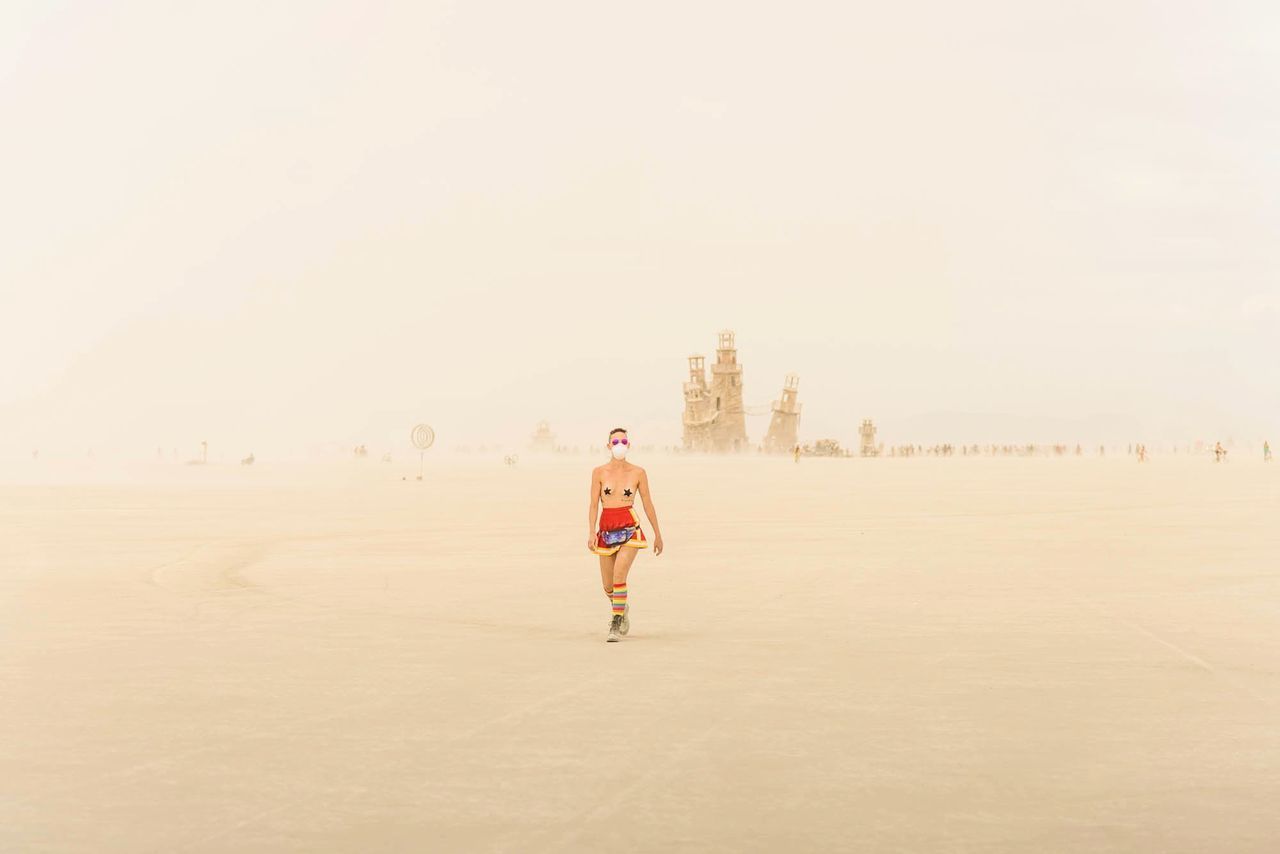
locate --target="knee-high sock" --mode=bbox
[611,582,628,615]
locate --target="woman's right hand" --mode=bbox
[587,531,597,552]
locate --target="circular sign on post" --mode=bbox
[411,424,435,480]
[411,424,435,450]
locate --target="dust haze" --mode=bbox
[4,4,1280,853]
[3,1,1277,461]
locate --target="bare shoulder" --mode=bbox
[631,463,648,479]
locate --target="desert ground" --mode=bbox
[2,452,1277,853]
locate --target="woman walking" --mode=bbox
[587,427,664,642]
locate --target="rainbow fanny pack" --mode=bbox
[600,526,637,546]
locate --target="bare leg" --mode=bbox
[598,551,617,601]
[610,547,640,635]
[612,546,640,588]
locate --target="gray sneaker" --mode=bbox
[607,614,623,642]
[619,603,630,636]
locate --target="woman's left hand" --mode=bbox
[653,535,664,556]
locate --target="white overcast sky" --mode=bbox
[1,1,1277,457]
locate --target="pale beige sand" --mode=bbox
[2,455,1278,853]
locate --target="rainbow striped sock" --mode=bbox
[611,582,628,615]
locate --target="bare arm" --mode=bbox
[637,468,663,555]
[587,467,601,541]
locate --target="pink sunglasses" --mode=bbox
[610,437,629,445]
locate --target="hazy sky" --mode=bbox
[2,1,1277,458]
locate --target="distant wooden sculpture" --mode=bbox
[764,373,801,454]
[681,354,716,452]
[530,420,555,452]
[682,329,753,452]
[411,423,435,480]
[682,330,812,454]
[709,330,748,451]
[859,420,878,457]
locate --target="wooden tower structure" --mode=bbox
[859,419,878,456]
[681,355,716,451]
[530,420,555,452]
[709,329,748,451]
[764,373,802,453]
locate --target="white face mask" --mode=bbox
[610,441,629,460]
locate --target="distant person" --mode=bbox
[1264,441,1272,462]
[1214,442,1226,462]
[793,443,801,463]
[587,427,664,642]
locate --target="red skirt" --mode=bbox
[593,505,647,555]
